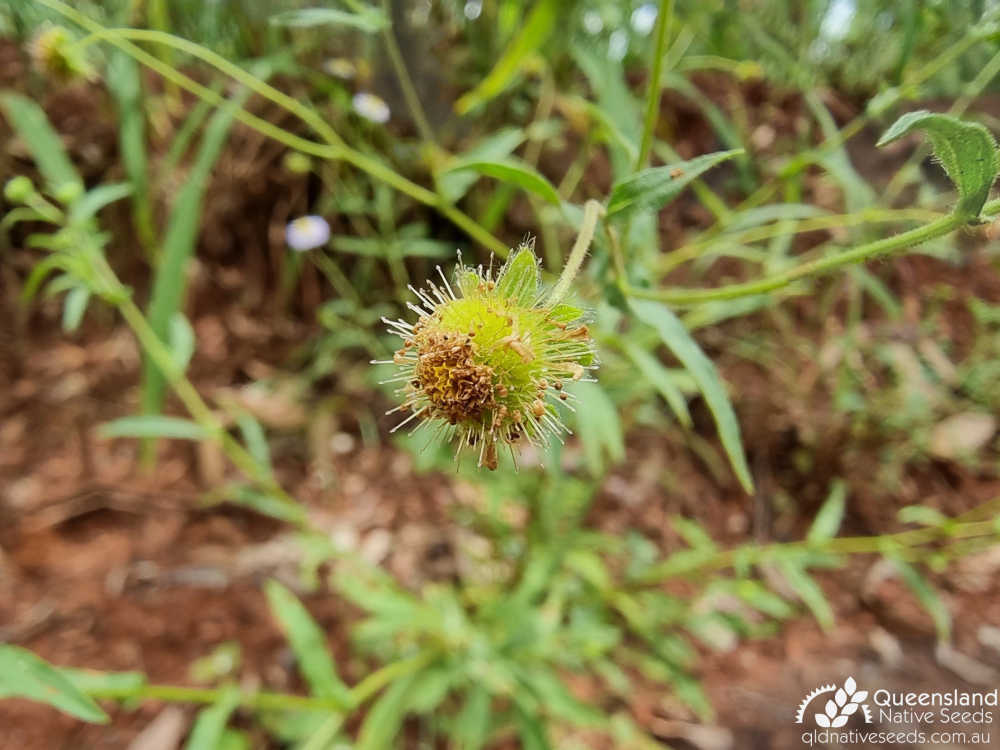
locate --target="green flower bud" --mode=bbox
[378,242,596,470]
[4,176,35,203]
[53,180,84,206]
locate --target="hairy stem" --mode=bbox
[83,650,437,713]
[627,211,968,305]
[546,199,603,307]
[379,0,437,147]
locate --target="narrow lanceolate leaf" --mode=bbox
[877,111,1000,218]
[607,150,744,218]
[0,93,82,196]
[184,688,240,750]
[455,0,560,114]
[269,6,388,32]
[263,580,350,704]
[355,672,420,750]
[0,645,108,723]
[98,415,210,441]
[628,299,754,493]
[891,559,952,642]
[440,158,561,205]
[776,558,834,631]
[807,480,847,543]
[620,339,692,428]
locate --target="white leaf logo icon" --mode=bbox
[825,700,838,718]
[832,715,849,728]
[835,688,847,706]
[852,690,868,702]
[844,677,857,694]
[842,703,859,716]
[815,714,831,728]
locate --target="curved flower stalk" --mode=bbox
[377,242,596,469]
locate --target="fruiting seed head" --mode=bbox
[378,242,596,469]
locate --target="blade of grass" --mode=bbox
[140,87,250,448]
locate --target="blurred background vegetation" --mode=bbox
[2,0,1000,748]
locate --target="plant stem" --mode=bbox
[82,649,436,714]
[660,207,946,275]
[626,211,967,305]
[635,0,673,171]
[545,199,603,307]
[634,512,1000,585]
[379,0,437,147]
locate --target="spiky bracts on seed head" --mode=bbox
[377,242,596,469]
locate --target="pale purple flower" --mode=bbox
[352,92,391,124]
[285,215,330,251]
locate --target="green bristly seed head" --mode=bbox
[378,241,596,469]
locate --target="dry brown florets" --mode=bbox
[375,243,597,470]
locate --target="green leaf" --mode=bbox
[436,127,525,202]
[456,0,560,114]
[355,671,420,750]
[168,313,196,372]
[620,339,692,428]
[440,158,561,205]
[514,702,552,750]
[607,150,744,218]
[0,92,83,196]
[897,505,949,527]
[891,559,951,641]
[572,380,625,476]
[68,183,133,224]
[628,299,754,493]
[877,110,1000,217]
[62,668,146,696]
[807,480,847,543]
[99,415,210,441]
[672,517,717,551]
[519,667,601,726]
[236,413,272,478]
[62,286,90,333]
[452,686,491,750]
[184,688,240,750]
[0,645,108,723]
[269,6,388,33]
[107,52,154,249]
[776,559,834,631]
[264,580,350,704]
[216,484,308,525]
[218,729,251,750]
[496,244,540,305]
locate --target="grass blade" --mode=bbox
[141,88,249,423]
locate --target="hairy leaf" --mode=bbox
[607,150,744,218]
[877,111,999,217]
